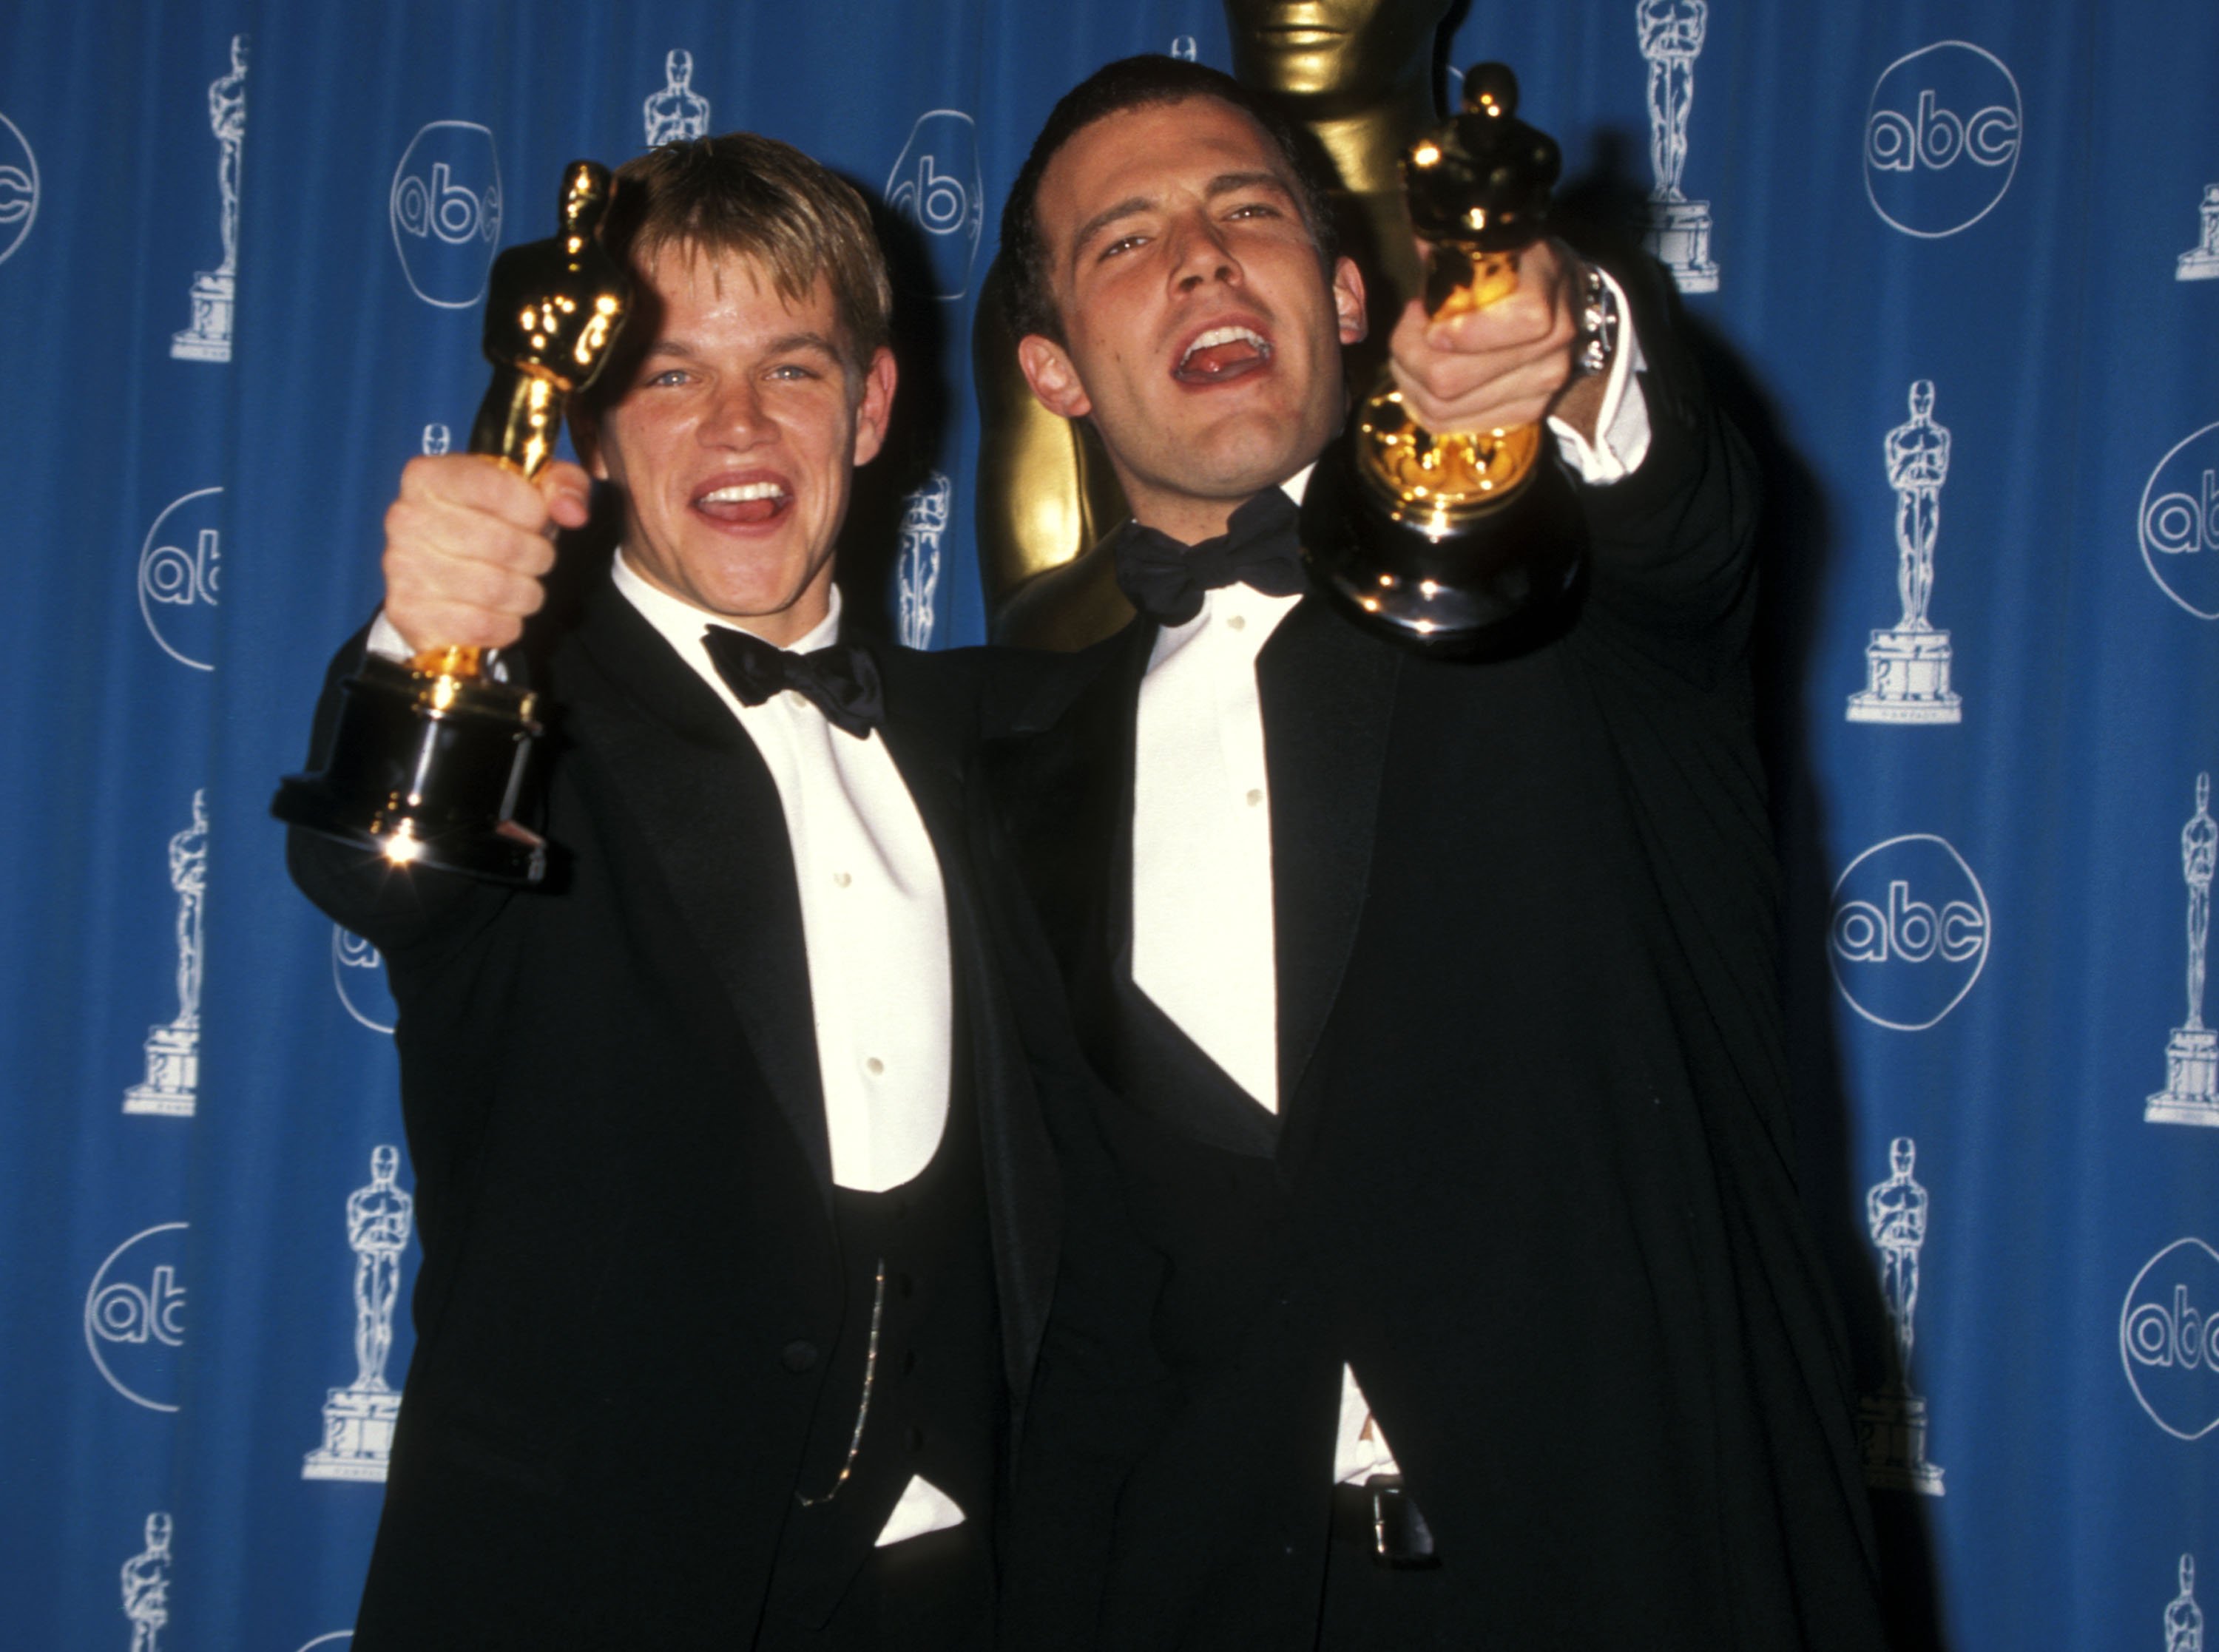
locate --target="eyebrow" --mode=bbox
[1068,169,1297,260]
[644,331,845,363]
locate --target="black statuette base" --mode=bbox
[271,654,546,885]
[1300,433,1586,660]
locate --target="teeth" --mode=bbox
[700,481,787,504]
[1181,326,1269,367]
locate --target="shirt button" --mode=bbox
[832,870,852,888]
[1246,788,1263,807]
[785,690,808,711]
[1227,613,1247,632]
[865,1056,885,1076]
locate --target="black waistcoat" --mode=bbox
[761,1023,999,1630]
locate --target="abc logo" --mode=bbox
[2139,422,2219,620]
[1829,834,1991,1030]
[1864,41,2022,239]
[138,487,223,671]
[886,110,983,302]
[333,926,396,1035]
[0,110,38,265]
[390,121,503,309]
[2121,1237,2219,1441]
[84,1222,188,1412]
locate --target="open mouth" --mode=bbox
[695,478,791,526]
[1174,325,1274,386]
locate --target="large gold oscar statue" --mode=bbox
[272,163,633,883]
[978,0,1453,649]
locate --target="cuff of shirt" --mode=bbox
[874,1474,965,1547]
[1546,265,1651,486]
[365,611,411,662]
[1334,1364,1402,1486]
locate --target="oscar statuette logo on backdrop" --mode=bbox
[897,472,952,649]
[121,1512,175,1652]
[0,109,38,265]
[1864,41,2022,240]
[2165,1556,2204,1652]
[169,35,246,363]
[2141,423,2219,620]
[303,1148,413,1482]
[1860,1138,1945,1494]
[2180,186,2219,282]
[1848,381,1962,724]
[644,49,710,146]
[1829,835,1992,1031]
[390,121,503,308]
[124,791,208,1117]
[84,1222,188,1412]
[1636,0,1719,292]
[887,110,983,301]
[2147,774,2219,1127]
[2122,1238,2219,1441]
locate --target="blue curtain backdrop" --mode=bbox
[3,1,2215,1646]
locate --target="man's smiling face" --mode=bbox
[579,241,894,643]
[1016,95,1365,544]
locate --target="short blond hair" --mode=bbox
[605,132,894,368]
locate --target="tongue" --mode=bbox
[1175,339,1266,382]
[700,495,785,524]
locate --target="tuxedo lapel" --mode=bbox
[561,582,834,1196]
[1260,598,1401,1116]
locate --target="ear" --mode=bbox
[1331,255,1368,347]
[1016,333,1093,420]
[850,346,899,468]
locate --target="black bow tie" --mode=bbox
[1112,487,1306,626]
[700,625,885,739]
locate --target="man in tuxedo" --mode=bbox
[287,132,1069,1651]
[987,57,1889,1648]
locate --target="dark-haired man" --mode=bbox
[988,56,1888,1649]
[288,132,1068,1651]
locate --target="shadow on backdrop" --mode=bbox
[1562,124,1952,1652]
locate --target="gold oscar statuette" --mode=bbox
[271,160,633,883]
[1299,63,1587,657]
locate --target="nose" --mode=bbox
[1167,209,1240,294]
[700,375,771,450]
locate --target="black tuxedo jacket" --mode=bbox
[986,295,1889,1648]
[288,578,1075,1650]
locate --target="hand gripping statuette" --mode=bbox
[273,161,632,882]
[1300,63,1587,657]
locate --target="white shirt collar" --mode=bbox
[609,549,842,698]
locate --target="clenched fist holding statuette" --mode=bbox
[1300,63,1589,657]
[274,162,633,882]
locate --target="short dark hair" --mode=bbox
[999,55,1338,346]
[603,131,893,369]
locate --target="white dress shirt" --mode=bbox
[369,558,962,1543]
[1127,272,1651,1485]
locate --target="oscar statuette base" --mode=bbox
[1642,199,1719,294]
[1848,627,1962,724]
[171,269,235,362]
[2147,1026,2219,1125]
[123,1023,198,1117]
[272,654,546,885]
[1300,434,1586,660]
[303,1384,401,1482]
[1859,1387,1945,1495]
